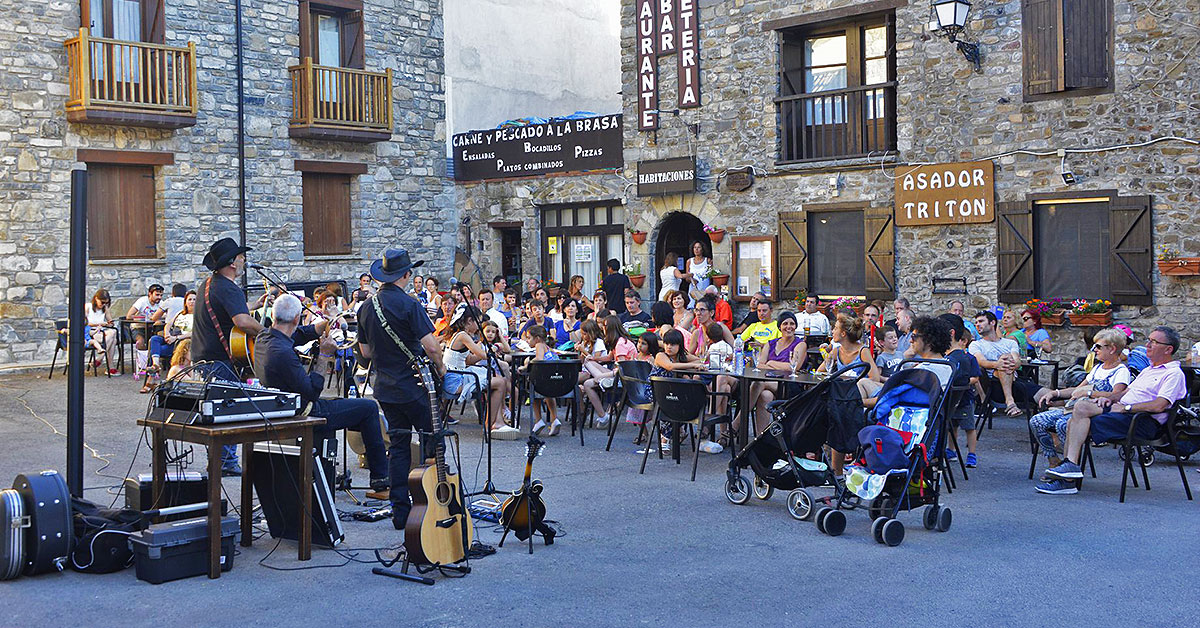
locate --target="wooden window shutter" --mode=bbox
[1107,195,1152,305]
[88,165,157,259]
[863,207,895,300]
[997,200,1035,303]
[140,0,165,43]
[778,211,809,299]
[1022,0,1064,95]
[1062,0,1110,88]
[302,173,352,256]
[340,10,364,69]
[299,1,312,60]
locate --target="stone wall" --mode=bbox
[0,0,451,365]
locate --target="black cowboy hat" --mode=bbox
[370,248,424,283]
[202,237,251,271]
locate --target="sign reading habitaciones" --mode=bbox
[893,160,996,226]
[637,156,696,196]
[452,114,623,181]
[637,0,701,131]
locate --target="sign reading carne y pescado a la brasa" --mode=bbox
[452,114,623,181]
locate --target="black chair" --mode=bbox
[643,376,732,481]
[1086,400,1193,503]
[607,360,654,451]
[48,320,109,379]
[528,360,583,446]
[941,382,971,488]
[440,369,485,428]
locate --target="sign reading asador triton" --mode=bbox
[637,156,696,196]
[452,114,622,181]
[894,160,995,226]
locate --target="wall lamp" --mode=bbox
[931,0,982,70]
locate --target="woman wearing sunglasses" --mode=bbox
[1020,309,1053,355]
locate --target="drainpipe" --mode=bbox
[235,0,247,288]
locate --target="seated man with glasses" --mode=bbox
[1037,326,1188,495]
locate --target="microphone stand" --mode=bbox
[454,285,503,499]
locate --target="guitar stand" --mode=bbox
[497,498,556,555]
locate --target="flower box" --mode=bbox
[1041,311,1066,326]
[706,229,725,243]
[630,231,647,245]
[1157,258,1200,276]
[710,273,729,287]
[629,274,646,289]
[1069,311,1112,327]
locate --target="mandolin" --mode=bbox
[404,357,472,566]
[500,436,551,543]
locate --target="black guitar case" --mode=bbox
[0,488,28,580]
[13,471,74,575]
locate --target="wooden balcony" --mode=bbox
[64,29,198,129]
[776,83,896,164]
[289,58,393,143]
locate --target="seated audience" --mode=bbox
[732,292,764,335]
[749,311,809,432]
[940,314,984,468]
[949,300,981,340]
[84,289,117,362]
[874,326,903,377]
[739,298,780,350]
[1000,309,1028,352]
[522,325,561,436]
[567,275,594,314]
[420,277,442,320]
[442,304,519,440]
[649,329,711,453]
[1021,309,1053,354]
[620,290,653,333]
[479,288,509,338]
[710,286,734,330]
[969,311,1027,417]
[687,295,734,356]
[650,300,675,336]
[520,299,553,336]
[667,290,694,330]
[818,313,881,478]
[579,319,617,427]
[796,295,832,336]
[552,299,581,346]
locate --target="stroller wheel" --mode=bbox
[787,488,815,521]
[871,516,888,543]
[1140,448,1155,467]
[823,509,846,537]
[881,519,905,546]
[923,505,939,531]
[753,475,774,501]
[725,475,752,505]
[868,496,896,521]
[814,507,832,534]
[936,506,953,532]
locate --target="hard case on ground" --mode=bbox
[127,515,240,584]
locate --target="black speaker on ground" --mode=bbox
[249,442,344,548]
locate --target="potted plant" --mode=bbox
[1068,299,1113,327]
[1024,298,1066,326]
[628,226,647,245]
[623,261,645,289]
[1156,247,1200,276]
[703,224,725,243]
[830,296,866,316]
[541,279,562,298]
[705,267,729,287]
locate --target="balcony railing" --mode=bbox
[776,83,896,163]
[64,28,197,128]
[289,58,393,143]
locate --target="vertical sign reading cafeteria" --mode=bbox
[637,0,701,131]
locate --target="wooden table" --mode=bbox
[137,415,326,579]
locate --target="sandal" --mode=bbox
[139,383,155,394]
[1005,404,1023,417]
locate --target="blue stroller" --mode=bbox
[813,360,957,546]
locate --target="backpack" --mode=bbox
[70,497,146,574]
[858,425,909,474]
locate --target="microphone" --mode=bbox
[246,262,268,270]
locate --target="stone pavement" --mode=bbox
[0,372,1194,627]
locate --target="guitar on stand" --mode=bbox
[499,435,554,554]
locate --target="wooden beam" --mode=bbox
[76,149,175,165]
[294,159,368,174]
[308,0,363,12]
[761,0,907,31]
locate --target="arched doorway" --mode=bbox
[654,211,709,297]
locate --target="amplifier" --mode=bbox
[151,380,302,424]
[123,472,226,521]
[250,442,344,548]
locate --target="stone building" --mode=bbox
[0,0,451,365]
[459,0,1200,354]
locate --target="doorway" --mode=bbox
[654,211,709,296]
[499,227,522,288]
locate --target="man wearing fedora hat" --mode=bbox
[357,247,446,530]
[193,237,265,475]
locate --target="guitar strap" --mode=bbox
[369,294,420,370]
[203,275,234,361]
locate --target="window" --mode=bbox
[84,0,164,42]
[87,164,157,259]
[540,204,624,295]
[299,1,364,68]
[1022,0,1112,98]
[301,172,353,256]
[997,195,1151,304]
[777,16,895,162]
[778,207,894,300]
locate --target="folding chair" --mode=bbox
[528,360,583,446]
[642,377,731,481]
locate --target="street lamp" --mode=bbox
[931,0,982,70]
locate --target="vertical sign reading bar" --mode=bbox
[657,0,676,55]
[637,0,659,130]
[677,0,699,108]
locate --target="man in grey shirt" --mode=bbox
[969,311,1024,417]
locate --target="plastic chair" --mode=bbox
[48,320,109,379]
[606,361,653,451]
[1087,400,1193,503]
[528,360,583,446]
[643,376,732,481]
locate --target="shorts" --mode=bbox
[443,366,488,403]
[950,402,976,431]
[1089,412,1161,444]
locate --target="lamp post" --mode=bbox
[931,0,982,70]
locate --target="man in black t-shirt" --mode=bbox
[192,238,265,475]
[602,258,632,314]
[619,289,652,332]
[732,292,765,335]
[357,248,446,531]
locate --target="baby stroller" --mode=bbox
[814,360,956,546]
[724,363,868,521]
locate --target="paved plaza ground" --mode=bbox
[0,371,1194,627]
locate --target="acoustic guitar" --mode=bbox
[230,328,255,367]
[500,436,549,542]
[404,358,473,566]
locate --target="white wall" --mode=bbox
[444,0,621,141]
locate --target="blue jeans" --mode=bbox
[194,361,241,468]
[378,398,434,524]
[148,335,178,364]
[311,398,387,482]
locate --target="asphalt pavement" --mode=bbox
[0,372,1194,627]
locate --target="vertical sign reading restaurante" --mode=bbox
[893,160,996,226]
[636,0,701,130]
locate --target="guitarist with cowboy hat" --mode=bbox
[192,237,265,475]
[357,248,446,530]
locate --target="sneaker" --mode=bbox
[490,425,522,440]
[965,453,977,468]
[944,449,958,461]
[699,439,723,454]
[1046,460,1083,480]
[1035,479,1078,495]
[532,419,548,435]
[548,420,562,436]
[594,414,610,429]
[221,464,243,477]
[361,384,374,397]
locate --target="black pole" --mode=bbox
[235,0,248,289]
[67,169,87,497]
